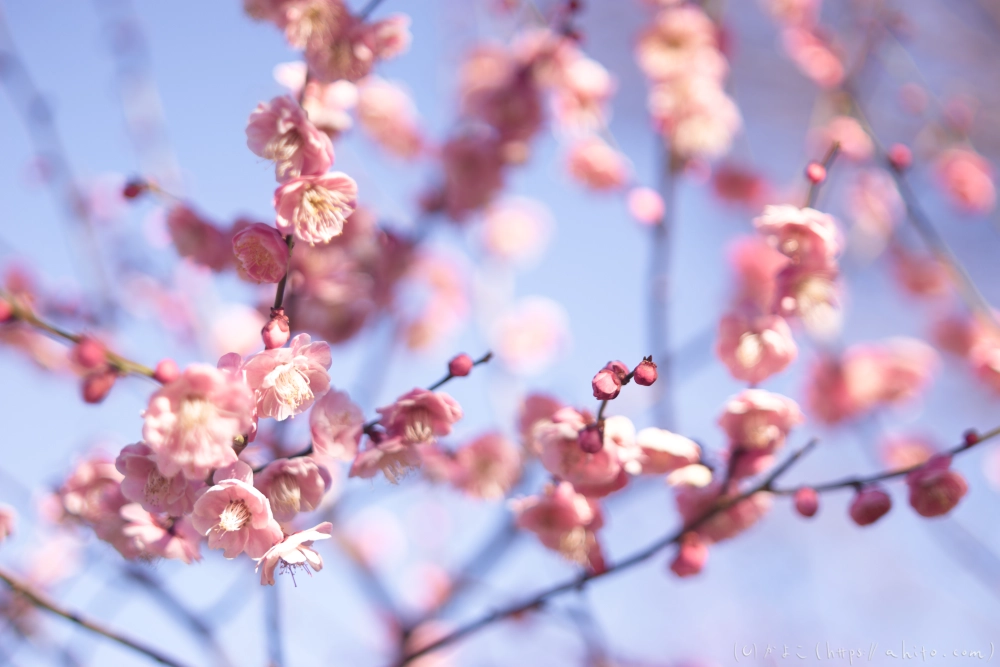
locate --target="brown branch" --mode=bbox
[0,567,192,667]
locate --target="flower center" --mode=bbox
[735,332,763,368]
[177,397,217,435]
[218,499,252,532]
[271,363,315,412]
[269,473,303,518]
[741,412,780,450]
[403,408,433,444]
[144,469,171,502]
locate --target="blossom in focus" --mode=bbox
[718,389,804,454]
[274,172,358,245]
[191,462,283,559]
[254,457,332,522]
[246,96,334,182]
[242,333,332,421]
[232,223,289,284]
[115,443,204,516]
[716,312,798,384]
[142,364,256,481]
[257,522,333,585]
[377,388,463,446]
[309,388,365,461]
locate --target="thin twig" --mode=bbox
[358,0,388,21]
[805,142,840,208]
[0,567,192,667]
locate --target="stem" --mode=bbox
[358,0,387,20]
[805,141,840,208]
[0,568,192,667]
[272,235,296,311]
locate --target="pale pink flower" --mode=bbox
[166,205,232,271]
[349,435,424,483]
[452,433,522,500]
[535,408,624,494]
[143,364,256,481]
[437,129,505,220]
[54,454,127,530]
[716,312,798,384]
[232,223,289,284]
[670,531,709,577]
[781,27,843,89]
[675,482,772,543]
[627,187,665,225]
[370,15,411,60]
[254,458,332,522]
[566,136,629,191]
[191,469,283,559]
[906,455,968,518]
[242,333,332,421]
[274,172,358,245]
[935,148,996,215]
[890,247,951,299]
[753,205,841,267]
[649,75,741,160]
[635,6,718,81]
[773,263,842,337]
[848,169,903,255]
[120,505,202,564]
[810,115,872,162]
[728,235,790,313]
[718,389,804,454]
[513,481,603,566]
[257,522,333,585]
[356,78,423,159]
[115,443,204,516]
[309,389,365,461]
[519,393,563,454]
[293,77,358,136]
[377,388,463,445]
[491,297,570,376]
[632,427,701,475]
[247,96,334,182]
[879,434,935,469]
[480,198,552,264]
[0,504,15,543]
[550,53,615,131]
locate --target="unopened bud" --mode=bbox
[262,308,290,349]
[82,369,117,404]
[805,162,826,184]
[122,179,148,200]
[578,423,603,454]
[849,487,892,526]
[633,357,658,386]
[154,358,181,384]
[72,336,106,370]
[794,487,819,518]
[448,353,474,377]
[592,369,621,400]
[887,143,912,171]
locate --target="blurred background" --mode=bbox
[2,0,1000,665]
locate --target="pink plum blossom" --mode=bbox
[437,129,505,220]
[166,205,233,272]
[356,78,424,159]
[349,434,425,483]
[934,148,996,215]
[120,505,202,564]
[716,312,798,384]
[377,388,463,445]
[810,115,873,162]
[753,205,841,267]
[519,393,563,454]
[675,482,773,543]
[232,223,289,284]
[459,44,543,143]
[191,465,283,559]
[535,408,630,496]
[242,333,332,421]
[257,522,333,585]
[718,389,804,454]
[906,455,968,518]
[246,96,334,182]
[781,27,843,89]
[728,236,789,313]
[143,364,256,481]
[309,389,365,461]
[274,172,358,245]
[635,5,718,82]
[513,481,603,567]
[452,433,522,500]
[632,427,701,475]
[566,136,629,191]
[849,487,892,526]
[254,458,332,523]
[115,443,204,516]
[670,532,708,577]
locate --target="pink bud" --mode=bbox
[963,429,979,447]
[670,533,708,578]
[849,487,892,526]
[805,162,826,184]
[887,144,912,171]
[0,505,15,543]
[262,308,290,349]
[73,336,106,370]
[604,360,629,382]
[626,187,664,225]
[633,357,658,386]
[448,353,474,377]
[794,487,819,518]
[153,358,181,384]
[82,369,117,404]
[906,455,968,518]
[592,368,621,400]
[122,179,147,200]
[0,299,13,323]
[578,423,603,453]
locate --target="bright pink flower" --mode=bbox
[849,487,892,526]
[0,504,15,543]
[274,173,358,245]
[592,367,622,400]
[448,353,474,378]
[935,148,996,215]
[233,223,289,284]
[633,427,701,475]
[716,312,798,384]
[142,364,256,481]
[781,27,843,89]
[356,78,423,159]
[452,433,522,500]
[753,205,841,267]
[670,532,708,577]
[793,487,819,518]
[309,389,365,461]
[242,333,332,421]
[257,522,333,585]
[254,458,332,523]
[120,505,202,564]
[633,358,658,386]
[166,205,232,271]
[536,409,627,494]
[675,482,772,543]
[377,388,463,445]
[246,96,334,182]
[566,136,629,191]
[191,470,283,559]
[718,389,804,454]
[627,187,665,225]
[810,115,873,162]
[906,455,968,518]
[115,443,204,516]
[513,481,603,566]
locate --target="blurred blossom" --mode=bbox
[879,434,936,469]
[401,252,470,351]
[810,115,872,162]
[345,505,408,569]
[246,96,334,182]
[716,312,798,384]
[848,169,903,257]
[781,27,844,89]
[934,148,996,215]
[759,0,821,26]
[357,77,424,159]
[566,135,630,191]
[491,296,570,375]
[209,303,267,358]
[627,186,665,225]
[711,163,771,210]
[480,197,553,264]
[727,236,790,313]
[889,246,951,300]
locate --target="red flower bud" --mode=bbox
[448,353,474,377]
[262,308,290,349]
[82,369,117,404]
[906,455,968,518]
[849,487,892,526]
[669,532,708,578]
[72,336,106,370]
[578,423,603,453]
[794,487,819,518]
[122,179,148,200]
[153,358,181,384]
[887,143,912,171]
[592,369,621,400]
[633,357,658,386]
[805,162,826,184]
